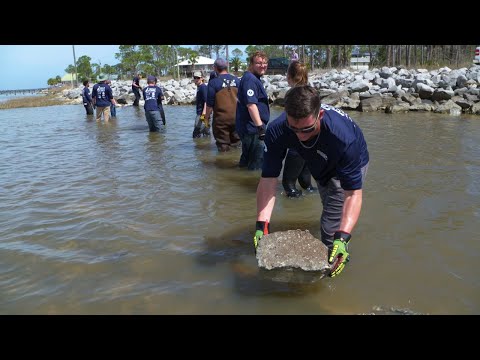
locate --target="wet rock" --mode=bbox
[256,230,331,279]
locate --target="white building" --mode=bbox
[350,54,371,71]
[175,56,215,77]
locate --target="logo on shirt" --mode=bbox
[247,89,254,96]
[145,87,157,101]
[317,149,328,161]
[222,79,237,87]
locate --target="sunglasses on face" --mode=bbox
[193,77,200,80]
[286,112,320,133]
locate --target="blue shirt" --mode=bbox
[92,82,113,107]
[132,76,140,90]
[262,104,369,190]
[235,71,270,136]
[82,86,92,104]
[196,83,208,115]
[142,85,164,111]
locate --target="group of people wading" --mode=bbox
[83,50,370,278]
[195,52,370,278]
[194,52,317,197]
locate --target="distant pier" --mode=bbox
[0,88,49,96]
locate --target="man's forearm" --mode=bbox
[205,106,212,120]
[257,177,277,222]
[247,103,263,127]
[339,189,363,233]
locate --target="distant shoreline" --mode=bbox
[0,88,70,109]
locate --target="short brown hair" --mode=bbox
[284,85,321,120]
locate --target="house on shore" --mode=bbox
[350,51,371,70]
[175,56,214,78]
[61,73,77,85]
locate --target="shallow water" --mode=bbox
[0,103,479,314]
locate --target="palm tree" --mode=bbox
[188,51,199,75]
[229,56,242,74]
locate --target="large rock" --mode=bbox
[256,230,331,279]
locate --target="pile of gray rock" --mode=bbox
[62,65,480,115]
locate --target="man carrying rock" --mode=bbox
[253,85,370,278]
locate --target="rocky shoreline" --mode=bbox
[60,65,480,115]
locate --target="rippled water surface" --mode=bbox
[1,103,479,314]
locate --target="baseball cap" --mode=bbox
[193,71,202,78]
[97,74,108,82]
[214,58,228,70]
[147,75,157,83]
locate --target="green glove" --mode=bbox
[253,221,270,252]
[328,231,351,277]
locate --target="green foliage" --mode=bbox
[194,45,211,57]
[245,45,284,61]
[229,56,243,72]
[211,45,225,58]
[50,45,479,86]
[64,64,75,74]
[76,55,94,82]
[177,46,192,60]
[116,45,144,77]
[47,76,62,86]
[231,48,243,58]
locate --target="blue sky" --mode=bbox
[0,45,248,90]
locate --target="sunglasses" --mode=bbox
[286,112,320,133]
[193,77,201,80]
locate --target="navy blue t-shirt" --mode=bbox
[196,83,208,115]
[92,82,113,107]
[82,86,92,104]
[132,76,140,90]
[262,104,369,190]
[143,85,164,111]
[206,74,240,108]
[235,71,270,137]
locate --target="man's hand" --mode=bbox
[253,221,269,252]
[328,231,351,277]
[257,125,266,141]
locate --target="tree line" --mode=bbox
[47,45,478,86]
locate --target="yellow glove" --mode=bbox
[200,114,210,128]
[328,231,351,278]
[253,221,269,253]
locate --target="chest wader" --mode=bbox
[213,83,240,152]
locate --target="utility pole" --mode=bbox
[226,45,229,72]
[177,49,180,80]
[72,45,78,87]
[172,46,180,80]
